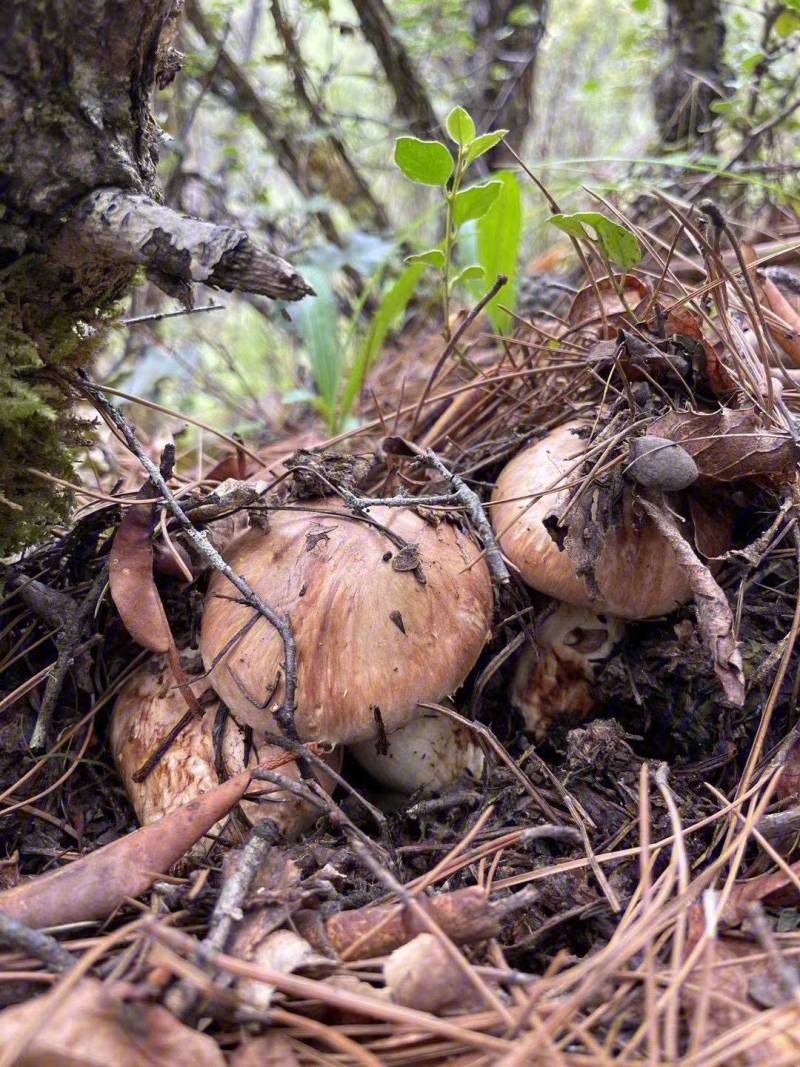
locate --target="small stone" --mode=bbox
[626,435,698,491]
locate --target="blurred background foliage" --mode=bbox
[105,0,800,443]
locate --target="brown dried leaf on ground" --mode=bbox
[568,274,650,338]
[109,502,174,655]
[640,497,745,706]
[0,769,251,928]
[0,978,224,1067]
[717,861,800,928]
[682,907,800,1066]
[234,928,330,1011]
[760,273,800,368]
[649,408,796,489]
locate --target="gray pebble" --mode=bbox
[626,435,698,491]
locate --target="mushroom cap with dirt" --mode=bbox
[490,420,692,619]
[199,502,494,745]
[110,653,341,845]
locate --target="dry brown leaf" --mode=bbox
[649,407,796,489]
[234,928,329,1011]
[569,274,650,338]
[109,502,173,655]
[640,497,745,706]
[0,978,224,1067]
[760,274,800,368]
[0,769,250,928]
[718,862,800,927]
[665,304,704,341]
[384,932,482,1013]
[682,907,800,1066]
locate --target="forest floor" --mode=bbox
[2,202,800,1066]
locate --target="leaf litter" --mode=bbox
[3,191,800,1065]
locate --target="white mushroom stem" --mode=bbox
[350,707,484,796]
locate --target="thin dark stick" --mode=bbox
[423,449,510,588]
[79,376,299,740]
[410,275,508,434]
[120,303,225,326]
[0,912,74,973]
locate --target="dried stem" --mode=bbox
[78,376,300,741]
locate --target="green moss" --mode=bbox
[0,300,96,555]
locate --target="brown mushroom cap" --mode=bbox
[109,654,341,843]
[490,421,691,619]
[199,502,493,744]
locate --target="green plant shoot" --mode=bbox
[394,106,510,337]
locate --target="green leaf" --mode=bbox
[291,265,341,422]
[405,248,445,268]
[394,137,453,186]
[453,264,485,286]
[465,130,508,165]
[471,171,521,332]
[339,262,424,422]
[775,9,800,35]
[446,106,476,146]
[452,180,502,226]
[548,211,642,271]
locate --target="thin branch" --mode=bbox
[78,377,300,741]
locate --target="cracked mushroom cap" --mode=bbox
[491,421,691,619]
[110,653,341,845]
[512,605,624,739]
[199,502,493,745]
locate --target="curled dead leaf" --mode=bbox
[0,978,225,1067]
[639,497,744,707]
[649,408,796,489]
[109,503,173,655]
[0,769,251,928]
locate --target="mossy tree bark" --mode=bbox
[0,0,310,553]
[653,0,727,149]
[467,0,549,171]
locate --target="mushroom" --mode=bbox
[200,502,493,745]
[511,605,624,739]
[490,420,691,619]
[350,706,484,796]
[109,653,341,846]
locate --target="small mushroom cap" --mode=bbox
[200,503,493,744]
[350,707,484,795]
[109,654,341,843]
[512,605,624,739]
[491,421,692,619]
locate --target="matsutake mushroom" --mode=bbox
[110,653,341,846]
[490,420,692,619]
[200,502,493,745]
[511,605,624,739]
[350,706,484,795]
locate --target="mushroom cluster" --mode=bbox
[111,500,492,832]
[112,416,713,828]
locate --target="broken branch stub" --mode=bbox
[59,189,314,303]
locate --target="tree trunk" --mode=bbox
[653,0,727,149]
[467,0,548,170]
[0,0,310,553]
[350,0,440,140]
